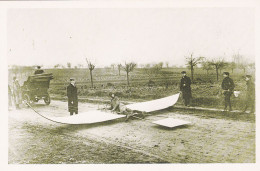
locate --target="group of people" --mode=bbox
[66,78,129,116]
[67,70,255,116]
[180,71,255,113]
[9,66,255,114]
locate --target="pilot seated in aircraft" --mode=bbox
[108,92,145,121]
[109,93,126,113]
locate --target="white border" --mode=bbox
[1,0,259,171]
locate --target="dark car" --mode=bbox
[21,73,53,105]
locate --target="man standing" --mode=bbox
[67,78,78,115]
[180,71,192,107]
[221,72,235,112]
[243,75,255,113]
[12,76,21,109]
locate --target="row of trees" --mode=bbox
[186,53,255,81]
[85,59,136,88]
[54,63,84,69]
[49,53,255,88]
[55,61,171,70]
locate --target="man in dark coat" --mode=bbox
[12,76,21,109]
[221,72,235,111]
[243,75,255,113]
[67,78,78,115]
[34,66,44,75]
[180,71,192,106]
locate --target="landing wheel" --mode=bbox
[44,94,51,105]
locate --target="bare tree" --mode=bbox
[209,59,228,81]
[86,59,95,88]
[110,64,115,71]
[158,62,164,69]
[233,52,247,73]
[123,62,136,86]
[77,64,83,68]
[201,61,213,75]
[186,53,204,81]
[145,64,151,68]
[139,64,145,68]
[142,64,153,81]
[54,64,61,68]
[229,62,237,73]
[67,62,71,68]
[117,64,122,76]
[152,62,163,75]
[238,63,247,73]
[141,62,163,85]
[165,61,169,68]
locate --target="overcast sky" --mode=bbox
[7,8,255,68]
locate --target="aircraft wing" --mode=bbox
[125,93,180,113]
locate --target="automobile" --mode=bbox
[21,73,53,105]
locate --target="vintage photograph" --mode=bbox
[7,6,256,164]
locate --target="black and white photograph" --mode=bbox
[1,0,260,170]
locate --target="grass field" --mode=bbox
[8,67,254,110]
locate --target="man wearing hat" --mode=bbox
[243,75,255,113]
[34,66,44,75]
[67,78,78,115]
[221,72,235,111]
[180,71,192,106]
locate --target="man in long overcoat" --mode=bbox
[12,76,21,109]
[67,78,78,115]
[243,75,255,113]
[180,71,192,106]
[221,72,235,111]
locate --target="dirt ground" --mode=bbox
[8,100,255,164]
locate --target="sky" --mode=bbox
[7,8,255,68]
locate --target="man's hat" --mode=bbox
[70,77,75,81]
[37,66,41,69]
[223,72,229,76]
[181,71,186,74]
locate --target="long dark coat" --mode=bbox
[180,76,192,98]
[67,83,78,113]
[221,77,235,91]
